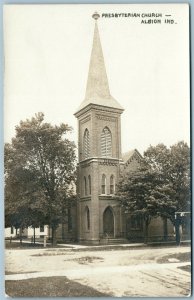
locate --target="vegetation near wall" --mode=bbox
[117,142,190,242]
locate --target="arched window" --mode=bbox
[101,127,112,157]
[101,174,106,194]
[84,176,87,196]
[88,175,91,195]
[110,175,115,194]
[86,207,90,230]
[83,129,90,159]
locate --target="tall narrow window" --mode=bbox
[101,127,112,157]
[83,129,90,159]
[84,176,87,196]
[86,207,90,230]
[110,175,115,194]
[88,175,91,195]
[101,174,106,194]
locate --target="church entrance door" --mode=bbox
[103,207,114,237]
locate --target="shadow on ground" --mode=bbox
[5,276,111,297]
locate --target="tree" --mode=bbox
[117,141,190,243]
[5,112,76,245]
[117,164,177,242]
[144,142,190,244]
[144,142,190,215]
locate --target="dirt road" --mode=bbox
[5,245,191,297]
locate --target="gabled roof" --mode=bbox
[75,19,123,115]
[122,149,143,164]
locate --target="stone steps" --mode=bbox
[100,238,128,245]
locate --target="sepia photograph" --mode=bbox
[4,4,191,297]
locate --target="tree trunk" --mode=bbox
[144,219,149,244]
[163,217,168,241]
[19,228,22,244]
[61,204,65,241]
[33,227,36,244]
[52,227,57,246]
[175,219,181,246]
[62,221,65,241]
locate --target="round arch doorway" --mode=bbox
[103,206,114,237]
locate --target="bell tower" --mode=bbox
[74,13,124,244]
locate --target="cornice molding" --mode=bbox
[78,157,124,166]
[74,103,123,118]
[96,114,117,122]
[80,115,91,124]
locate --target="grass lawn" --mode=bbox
[5,240,43,249]
[5,276,110,297]
[178,265,191,273]
[157,251,191,264]
[5,240,65,249]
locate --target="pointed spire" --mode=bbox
[75,13,123,114]
[85,14,110,100]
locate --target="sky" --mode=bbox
[4,4,190,154]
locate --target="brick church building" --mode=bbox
[73,12,174,244]
[54,12,176,244]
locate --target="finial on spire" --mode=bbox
[92,11,100,21]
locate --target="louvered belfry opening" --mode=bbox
[83,128,90,159]
[101,127,112,157]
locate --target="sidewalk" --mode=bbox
[7,238,189,250]
[7,239,145,250]
[57,242,145,249]
[5,261,189,281]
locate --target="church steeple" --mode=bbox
[85,13,110,100]
[75,13,124,244]
[75,12,123,114]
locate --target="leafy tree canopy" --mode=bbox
[144,141,190,213]
[5,112,76,241]
[117,141,190,226]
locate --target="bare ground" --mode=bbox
[5,276,110,297]
[5,244,191,297]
